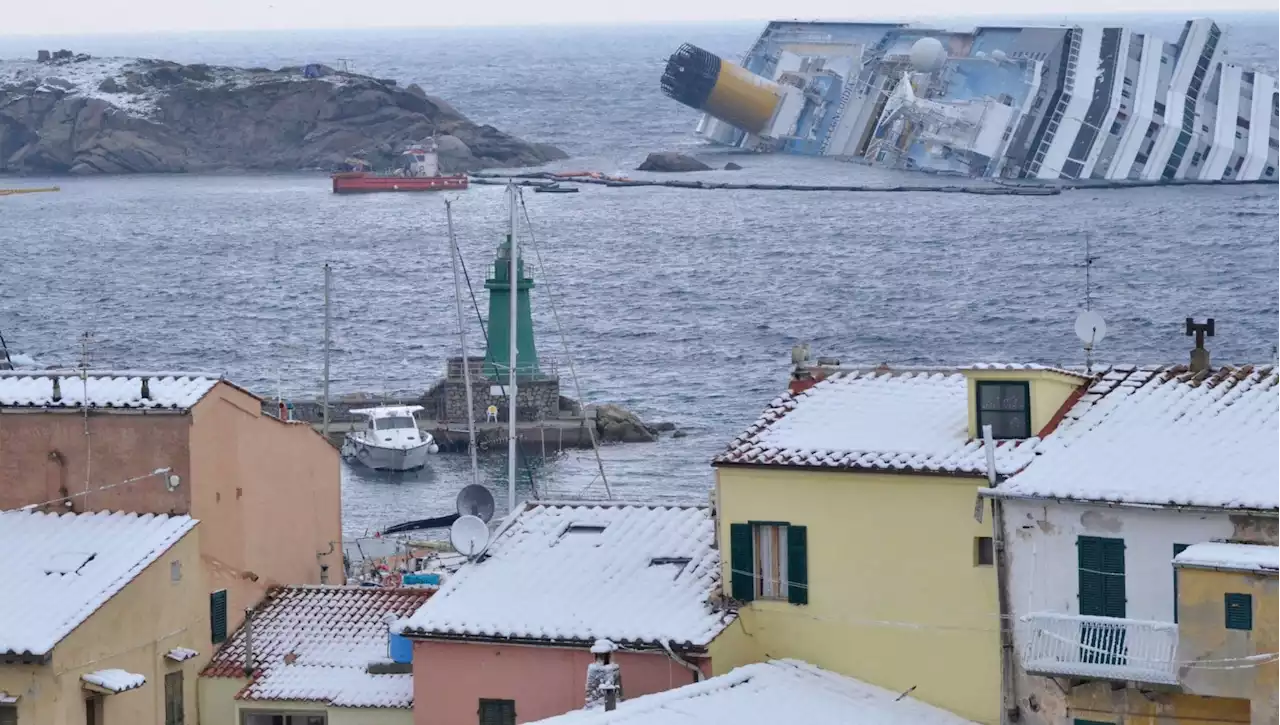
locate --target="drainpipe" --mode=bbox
[660,639,704,683]
[243,607,255,677]
[984,425,1020,723]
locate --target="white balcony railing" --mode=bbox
[1019,612,1180,685]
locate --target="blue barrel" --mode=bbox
[403,573,441,586]
[389,631,413,664]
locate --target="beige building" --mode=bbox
[199,585,432,725]
[0,371,344,642]
[0,509,206,725]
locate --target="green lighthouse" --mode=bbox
[482,233,540,379]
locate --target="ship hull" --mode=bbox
[331,172,469,194]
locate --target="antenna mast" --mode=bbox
[1073,235,1106,374]
[446,200,481,486]
[322,263,332,439]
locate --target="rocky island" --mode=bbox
[0,51,566,175]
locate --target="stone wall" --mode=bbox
[440,377,561,422]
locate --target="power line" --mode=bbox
[14,467,174,511]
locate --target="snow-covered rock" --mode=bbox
[0,54,567,175]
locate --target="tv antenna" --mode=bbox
[450,514,491,559]
[1073,234,1105,373]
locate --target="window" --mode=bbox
[975,537,994,566]
[1173,543,1189,622]
[1154,101,1166,116]
[0,705,15,725]
[478,699,516,725]
[729,522,808,605]
[375,416,415,430]
[210,590,228,644]
[1078,536,1126,665]
[165,671,184,725]
[242,713,326,725]
[1225,593,1253,631]
[976,381,1031,440]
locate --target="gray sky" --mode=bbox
[2,0,1273,35]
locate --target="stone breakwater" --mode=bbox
[0,53,566,175]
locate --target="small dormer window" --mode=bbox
[976,381,1031,439]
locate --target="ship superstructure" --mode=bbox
[661,19,1279,181]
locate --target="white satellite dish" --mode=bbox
[1074,310,1108,346]
[450,515,490,557]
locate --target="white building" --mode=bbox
[981,363,1278,724]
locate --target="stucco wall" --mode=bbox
[712,465,1000,725]
[0,410,191,514]
[0,528,206,725]
[1177,567,1278,724]
[189,383,343,636]
[199,675,249,725]
[412,640,707,724]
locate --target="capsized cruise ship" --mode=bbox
[661,20,1279,181]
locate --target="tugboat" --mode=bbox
[331,139,469,194]
[341,405,440,471]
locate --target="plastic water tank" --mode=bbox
[403,573,441,587]
[389,631,413,664]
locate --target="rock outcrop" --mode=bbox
[592,404,657,444]
[636,152,710,172]
[0,54,567,175]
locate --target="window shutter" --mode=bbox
[1078,536,1125,618]
[165,671,184,725]
[1077,537,1104,615]
[1224,593,1253,631]
[786,525,808,605]
[210,590,228,644]
[729,523,754,602]
[0,706,16,725]
[1100,538,1126,618]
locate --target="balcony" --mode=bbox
[1019,612,1180,686]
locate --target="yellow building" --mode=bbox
[709,362,1088,725]
[0,509,207,725]
[198,585,431,725]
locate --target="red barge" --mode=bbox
[331,141,468,194]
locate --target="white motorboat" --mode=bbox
[341,405,439,471]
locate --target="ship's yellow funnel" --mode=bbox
[661,44,783,135]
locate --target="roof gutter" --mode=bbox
[978,487,1279,517]
[712,460,992,480]
[1172,562,1280,575]
[398,629,708,656]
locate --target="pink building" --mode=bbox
[0,371,343,643]
[396,501,732,725]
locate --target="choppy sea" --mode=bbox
[1,15,1277,542]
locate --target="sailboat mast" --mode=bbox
[506,183,519,515]
[445,200,480,485]
[322,263,331,437]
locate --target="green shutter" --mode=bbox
[1077,536,1125,617]
[787,525,808,605]
[1224,593,1253,631]
[210,590,228,644]
[729,523,755,602]
[1173,543,1189,623]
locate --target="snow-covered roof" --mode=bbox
[0,510,196,657]
[992,365,1278,510]
[82,669,146,694]
[201,586,433,709]
[1174,542,1279,573]
[0,371,219,410]
[165,647,200,662]
[396,502,730,649]
[526,659,978,725]
[714,369,1044,475]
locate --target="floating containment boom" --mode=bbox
[661,43,785,136]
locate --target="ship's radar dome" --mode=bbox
[909,37,947,72]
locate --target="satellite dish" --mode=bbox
[450,515,490,557]
[456,484,496,523]
[1074,310,1108,346]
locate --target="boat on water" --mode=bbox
[534,183,578,193]
[662,19,1279,182]
[341,405,439,471]
[331,140,469,194]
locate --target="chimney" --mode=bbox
[319,564,330,584]
[243,607,255,677]
[586,639,620,711]
[1185,318,1215,373]
[52,377,62,402]
[141,377,151,400]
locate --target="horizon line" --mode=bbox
[1,8,1278,39]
